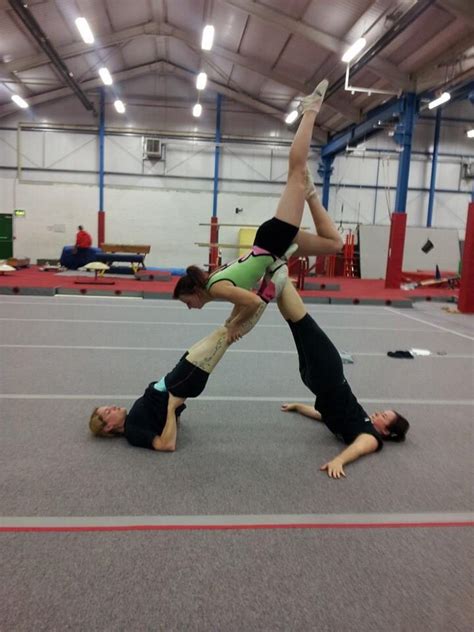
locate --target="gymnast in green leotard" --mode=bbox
[173,79,343,343]
[206,245,283,297]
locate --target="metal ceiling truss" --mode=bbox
[0,19,360,123]
[322,77,474,160]
[437,0,474,28]
[419,79,474,109]
[7,0,95,114]
[219,0,407,88]
[415,34,474,92]
[328,0,437,100]
[0,58,328,142]
[321,96,408,159]
[1,0,471,134]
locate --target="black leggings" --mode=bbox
[254,217,299,258]
[164,353,210,398]
[287,314,344,396]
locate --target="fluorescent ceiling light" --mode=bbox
[99,67,113,85]
[196,72,207,90]
[428,92,451,110]
[285,110,298,124]
[193,103,202,117]
[467,129,474,138]
[201,25,215,50]
[11,94,29,109]
[342,37,367,63]
[75,17,94,44]
[114,100,125,114]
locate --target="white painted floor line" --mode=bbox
[0,299,389,314]
[1,344,472,359]
[0,317,426,331]
[2,344,296,353]
[1,394,473,405]
[1,512,472,530]
[385,307,474,341]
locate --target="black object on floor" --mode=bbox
[387,350,414,359]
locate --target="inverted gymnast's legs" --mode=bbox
[271,80,342,257]
[273,82,327,231]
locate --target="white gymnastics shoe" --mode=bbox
[300,78,329,115]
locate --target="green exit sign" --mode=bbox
[14,209,26,217]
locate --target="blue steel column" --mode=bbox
[373,155,381,223]
[212,93,222,218]
[98,87,105,244]
[385,92,416,288]
[394,92,417,213]
[427,108,441,227]
[318,156,334,209]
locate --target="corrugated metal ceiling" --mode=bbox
[0,0,472,133]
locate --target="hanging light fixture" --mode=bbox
[75,17,94,44]
[11,94,29,109]
[196,72,207,90]
[201,25,215,50]
[99,67,113,86]
[428,92,451,110]
[342,37,367,63]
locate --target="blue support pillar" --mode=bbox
[385,92,417,289]
[373,156,381,224]
[394,92,417,213]
[427,108,441,227]
[98,87,105,245]
[317,156,334,209]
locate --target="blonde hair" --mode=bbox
[89,407,120,438]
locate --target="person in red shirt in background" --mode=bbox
[73,225,92,254]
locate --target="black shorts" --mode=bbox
[253,217,299,258]
[164,353,209,398]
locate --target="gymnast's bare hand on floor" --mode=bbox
[320,458,346,479]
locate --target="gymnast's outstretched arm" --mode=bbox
[320,434,379,479]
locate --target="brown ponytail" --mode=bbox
[173,265,209,299]
[386,411,410,442]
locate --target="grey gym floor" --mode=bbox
[1,295,473,632]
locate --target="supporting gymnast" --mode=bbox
[173,79,343,343]
[88,295,272,451]
[277,281,410,479]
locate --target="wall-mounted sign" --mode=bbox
[14,209,26,217]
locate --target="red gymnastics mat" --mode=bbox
[0,266,458,306]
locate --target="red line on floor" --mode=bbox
[1,521,473,533]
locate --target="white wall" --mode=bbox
[359,225,461,278]
[0,97,472,267]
